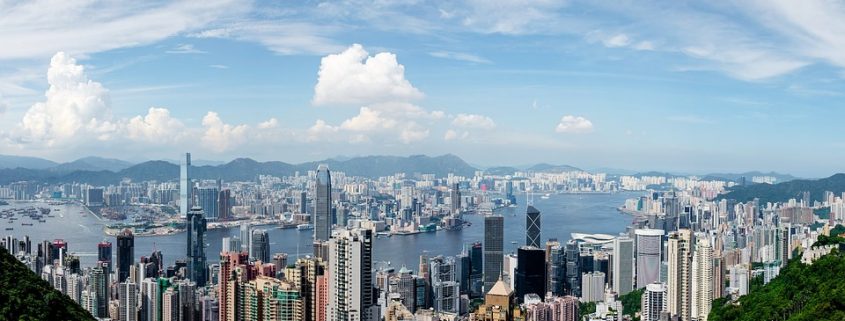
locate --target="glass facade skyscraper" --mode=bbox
[179,152,191,218]
[314,164,332,242]
[483,215,504,291]
[186,206,207,287]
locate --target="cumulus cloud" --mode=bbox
[201,112,249,153]
[258,118,278,129]
[400,123,429,143]
[126,107,186,143]
[18,52,118,145]
[306,119,340,142]
[555,115,593,133]
[451,113,496,129]
[603,34,631,48]
[312,44,423,106]
[340,107,397,131]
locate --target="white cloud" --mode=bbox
[429,51,492,64]
[201,112,249,153]
[166,44,206,54]
[0,0,244,60]
[126,107,186,143]
[456,0,570,35]
[0,95,8,115]
[306,119,340,142]
[633,41,655,51]
[209,64,229,69]
[444,129,470,141]
[312,44,423,106]
[555,115,593,133]
[603,34,631,48]
[258,118,279,129]
[451,114,496,129]
[18,52,118,145]
[340,107,397,131]
[192,21,343,55]
[400,123,430,143]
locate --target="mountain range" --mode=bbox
[720,173,845,204]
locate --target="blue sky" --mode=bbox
[0,0,844,177]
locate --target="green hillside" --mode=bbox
[709,249,845,321]
[0,248,95,321]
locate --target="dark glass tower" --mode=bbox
[469,241,483,297]
[314,164,332,242]
[565,239,581,296]
[526,206,541,248]
[116,229,134,283]
[515,246,547,302]
[250,229,270,263]
[97,241,112,272]
[483,215,504,291]
[187,206,207,286]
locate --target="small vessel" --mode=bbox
[296,224,313,231]
[4,227,12,231]
[540,193,550,199]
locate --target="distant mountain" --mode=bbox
[720,173,845,204]
[631,171,681,178]
[0,155,58,169]
[50,156,134,173]
[588,167,639,175]
[0,154,478,185]
[702,171,797,183]
[526,163,582,173]
[484,166,520,176]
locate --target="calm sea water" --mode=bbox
[1,192,638,271]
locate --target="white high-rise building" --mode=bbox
[692,237,714,320]
[141,278,159,321]
[179,152,192,218]
[580,271,606,303]
[612,236,634,295]
[119,281,138,321]
[429,256,460,313]
[641,283,667,321]
[328,228,378,321]
[635,229,664,288]
[667,229,692,321]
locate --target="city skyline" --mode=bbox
[1,1,844,177]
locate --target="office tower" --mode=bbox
[51,239,67,266]
[218,251,249,321]
[119,281,138,321]
[548,244,565,296]
[218,189,231,220]
[458,251,471,295]
[429,256,460,313]
[299,190,307,214]
[469,241,483,297]
[635,229,664,288]
[251,229,270,263]
[91,262,110,317]
[691,237,713,320]
[450,183,461,215]
[197,187,220,220]
[97,241,112,272]
[484,215,504,292]
[642,283,668,321]
[612,236,634,295]
[526,206,541,248]
[581,271,606,303]
[117,229,135,283]
[187,206,207,287]
[141,278,159,321]
[176,280,197,321]
[564,240,580,296]
[240,222,251,254]
[328,228,377,321]
[67,273,84,303]
[180,152,192,217]
[222,237,240,253]
[515,246,546,302]
[667,229,692,321]
[314,164,332,242]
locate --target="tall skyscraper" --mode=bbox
[186,206,207,287]
[218,189,231,220]
[515,246,546,302]
[526,206,541,248]
[691,237,713,320]
[667,229,692,321]
[450,183,461,215]
[328,228,377,321]
[642,282,668,321]
[180,152,192,218]
[580,271,606,303]
[483,215,504,291]
[612,236,635,295]
[469,241,483,297]
[240,222,250,254]
[116,229,134,283]
[635,229,664,288]
[429,256,460,313]
[564,240,581,296]
[314,164,332,242]
[251,229,270,263]
[197,187,219,221]
[118,281,138,321]
[90,262,110,318]
[97,241,112,273]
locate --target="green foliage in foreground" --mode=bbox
[579,301,596,319]
[0,247,95,321]
[619,288,645,320]
[709,250,845,321]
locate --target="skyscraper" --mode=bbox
[635,229,664,288]
[118,281,138,321]
[218,189,231,220]
[180,152,192,218]
[691,237,713,320]
[612,236,635,295]
[564,240,581,296]
[97,241,112,273]
[251,229,270,263]
[186,206,207,287]
[642,282,668,321]
[429,256,460,313]
[116,229,134,283]
[240,222,250,254]
[328,228,377,321]
[469,241,484,297]
[526,206,541,248]
[515,246,546,302]
[483,215,504,291]
[314,164,332,242]
[667,229,692,321]
[197,187,219,221]
[450,183,461,215]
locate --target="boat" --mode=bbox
[540,193,550,199]
[4,227,12,231]
[296,224,313,231]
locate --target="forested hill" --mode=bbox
[719,173,845,204]
[709,249,845,321]
[0,247,95,320]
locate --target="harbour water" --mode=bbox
[0,192,638,271]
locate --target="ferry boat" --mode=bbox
[296,224,313,231]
